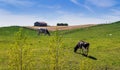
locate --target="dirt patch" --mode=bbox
[25,24,96,31]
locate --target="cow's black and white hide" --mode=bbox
[74,41,89,56]
[37,28,50,36]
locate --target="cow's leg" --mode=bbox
[44,32,46,35]
[86,46,89,56]
[81,48,84,54]
[82,46,85,55]
[38,31,40,35]
[82,48,88,56]
[44,30,48,35]
[74,45,79,52]
[84,43,89,56]
[84,49,87,56]
[82,46,88,56]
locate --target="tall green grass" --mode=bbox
[8,28,35,70]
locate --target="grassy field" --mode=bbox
[0,21,120,70]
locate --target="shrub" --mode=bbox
[57,23,68,26]
[8,28,34,70]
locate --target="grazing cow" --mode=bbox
[38,28,50,36]
[74,41,89,56]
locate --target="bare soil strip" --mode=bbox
[25,24,96,31]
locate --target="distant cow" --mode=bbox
[37,28,50,36]
[74,41,90,56]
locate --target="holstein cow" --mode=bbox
[38,28,50,36]
[74,41,90,56]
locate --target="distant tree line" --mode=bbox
[57,23,68,26]
[34,22,47,26]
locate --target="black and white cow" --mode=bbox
[74,41,90,56]
[38,28,50,36]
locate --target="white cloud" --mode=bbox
[86,0,117,7]
[38,5,61,9]
[0,9,119,27]
[0,15,41,27]
[0,9,11,14]
[56,10,85,16]
[51,14,105,25]
[70,0,95,13]
[110,9,120,16]
[0,0,34,7]
[49,10,119,25]
[70,0,80,6]
[0,9,44,27]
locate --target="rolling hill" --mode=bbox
[0,21,120,70]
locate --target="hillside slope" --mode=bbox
[63,22,120,39]
[0,26,36,37]
[61,22,120,70]
[0,21,120,70]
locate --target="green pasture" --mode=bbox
[0,21,120,70]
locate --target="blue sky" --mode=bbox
[0,0,120,27]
